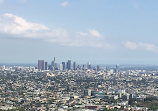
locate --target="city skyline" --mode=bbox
[1,0,158,64]
[38,58,93,70]
[37,57,122,73]
[1,57,158,110]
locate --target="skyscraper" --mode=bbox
[67,60,71,70]
[52,57,56,68]
[38,60,46,70]
[73,62,76,70]
[97,65,100,71]
[54,57,56,66]
[87,62,91,69]
[45,62,47,70]
[67,62,68,69]
[51,61,54,66]
[62,62,65,70]
[51,57,56,69]
[49,65,53,70]
[38,60,42,71]
[51,57,56,66]
[59,64,63,71]
[42,60,45,70]
[116,64,119,73]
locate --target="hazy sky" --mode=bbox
[0,0,158,65]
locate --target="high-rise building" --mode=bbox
[62,62,65,70]
[97,65,100,71]
[51,57,57,69]
[42,60,45,70]
[55,63,57,68]
[67,60,71,70]
[67,62,68,69]
[51,57,56,67]
[51,61,54,66]
[54,57,56,66]
[38,60,43,71]
[48,65,54,70]
[45,62,47,70]
[73,62,76,70]
[87,62,91,69]
[53,57,56,67]
[38,60,46,70]
[59,64,63,71]
[116,64,119,73]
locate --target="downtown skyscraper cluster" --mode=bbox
[38,57,72,71]
[37,57,120,72]
[38,57,93,71]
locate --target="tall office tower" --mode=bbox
[51,57,56,68]
[45,62,47,70]
[38,60,43,71]
[87,62,90,69]
[48,65,52,70]
[67,60,71,70]
[51,61,54,66]
[116,64,119,73]
[54,57,56,67]
[87,62,91,69]
[89,65,91,69]
[42,60,45,70]
[97,65,100,71]
[73,62,76,70]
[66,62,68,69]
[54,57,56,63]
[62,62,65,70]
[83,64,86,70]
[59,64,63,71]
[55,63,58,68]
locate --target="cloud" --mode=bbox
[61,2,69,7]
[0,0,3,4]
[88,29,103,37]
[0,13,112,48]
[125,41,158,52]
[124,41,137,50]
[0,13,49,35]
[46,30,109,48]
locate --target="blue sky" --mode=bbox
[0,0,158,65]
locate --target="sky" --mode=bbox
[0,0,158,65]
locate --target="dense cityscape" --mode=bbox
[0,57,158,111]
[1,0,158,111]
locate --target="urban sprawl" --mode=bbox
[0,58,158,111]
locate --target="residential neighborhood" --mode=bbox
[0,64,158,111]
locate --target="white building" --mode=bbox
[59,64,63,71]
